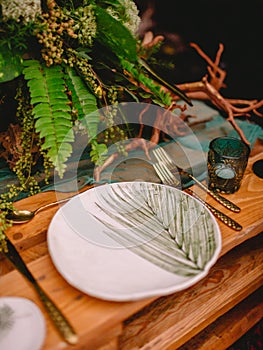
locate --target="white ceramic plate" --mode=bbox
[47,182,221,301]
[0,297,46,350]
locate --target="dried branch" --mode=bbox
[94,138,151,181]
[175,43,263,144]
[189,42,226,90]
[94,40,263,180]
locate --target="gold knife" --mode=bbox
[2,238,78,345]
[186,189,242,231]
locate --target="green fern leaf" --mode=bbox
[32,104,50,117]
[31,96,49,104]
[139,58,192,106]
[23,60,74,178]
[90,140,108,165]
[65,66,100,140]
[121,59,173,107]
[65,67,110,164]
[65,66,109,164]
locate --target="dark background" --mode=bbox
[135,0,263,100]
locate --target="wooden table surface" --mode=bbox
[0,147,263,350]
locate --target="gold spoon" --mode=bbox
[6,195,77,224]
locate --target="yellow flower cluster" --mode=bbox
[35,0,77,66]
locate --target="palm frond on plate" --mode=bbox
[92,182,217,277]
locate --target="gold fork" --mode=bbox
[153,146,240,213]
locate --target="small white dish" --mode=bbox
[0,296,46,350]
[48,182,222,301]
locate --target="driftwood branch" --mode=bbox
[175,42,263,145]
[93,39,263,180]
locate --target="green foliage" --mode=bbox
[139,58,193,106]
[0,197,13,252]
[94,5,137,62]
[23,60,74,178]
[0,0,194,247]
[22,60,107,176]
[121,58,173,107]
[65,66,107,163]
[65,66,100,139]
[13,85,43,196]
[0,44,24,83]
[90,140,108,165]
[0,17,37,83]
[0,18,36,51]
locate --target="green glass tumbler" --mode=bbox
[208,137,250,194]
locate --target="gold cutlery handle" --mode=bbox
[3,238,78,345]
[187,174,241,213]
[187,189,242,231]
[34,284,78,345]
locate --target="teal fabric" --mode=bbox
[0,100,262,199]
[176,115,263,152]
[175,100,263,152]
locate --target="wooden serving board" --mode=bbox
[0,145,262,349]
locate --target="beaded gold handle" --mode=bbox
[187,189,242,231]
[4,238,78,345]
[34,285,78,344]
[186,172,241,213]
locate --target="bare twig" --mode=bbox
[93,41,263,180]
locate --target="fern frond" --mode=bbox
[23,60,74,178]
[66,66,108,163]
[139,58,193,106]
[121,59,173,107]
[66,66,100,140]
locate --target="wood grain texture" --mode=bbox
[0,149,262,349]
[0,252,156,350]
[119,234,263,350]
[178,287,263,350]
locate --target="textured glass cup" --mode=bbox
[207,137,250,194]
